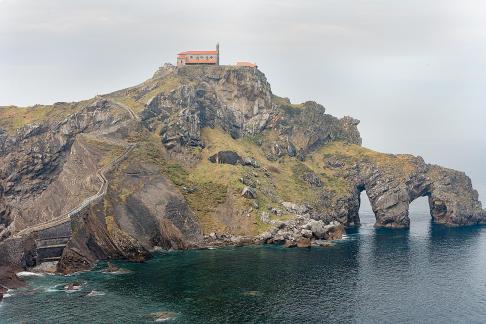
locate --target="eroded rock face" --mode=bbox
[321,152,486,228]
[0,63,484,280]
[0,99,128,236]
[143,66,273,150]
[262,101,361,161]
[142,65,361,159]
[57,145,203,274]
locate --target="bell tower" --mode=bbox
[216,42,220,66]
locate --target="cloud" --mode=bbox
[0,0,485,201]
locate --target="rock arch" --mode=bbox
[348,159,486,228]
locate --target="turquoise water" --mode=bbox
[2,211,486,323]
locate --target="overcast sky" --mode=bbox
[1,0,485,205]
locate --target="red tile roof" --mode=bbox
[178,50,218,55]
[236,61,257,68]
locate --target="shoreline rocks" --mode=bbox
[0,265,25,289]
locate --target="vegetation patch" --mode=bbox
[0,103,81,134]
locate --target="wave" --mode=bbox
[16,271,44,277]
[86,290,105,297]
[101,269,131,275]
[45,284,64,293]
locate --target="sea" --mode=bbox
[1,205,486,323]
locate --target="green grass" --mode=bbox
[272,94,305,118]
[0,103,81,134]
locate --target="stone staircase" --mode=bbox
[10,98,139,265]
[34,221,72,263]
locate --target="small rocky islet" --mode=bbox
[0,64,485,287]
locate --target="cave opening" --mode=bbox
[409,195,430,216]
[357,189,375,225]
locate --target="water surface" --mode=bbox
[2,211,486,323]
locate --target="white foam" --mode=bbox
[45,284,63,293]
[16,271,44,277]
[101,269,131,275]
[86,290,105,297]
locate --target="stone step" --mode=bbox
[42,257,61,262]
[37,244,67,250]
[36,237,70,246]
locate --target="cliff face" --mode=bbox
[0,64,484,283]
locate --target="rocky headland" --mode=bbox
[1,64,485,287]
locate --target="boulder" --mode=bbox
[103,261,120,273]
[323,221,345,240]
[208,151,241,165]
[308,220,327,239]
[258,231,272,242]
[241,187,257,199]
[241,157,260,168]
[287,142,297,157]
[64,282,82,291]
[282,202,309,214]
[296,237,311,248]
[240,175,257,188]
[149,312,177,322]
[301,229,313,238]
[302,171,322,187]
[260,212,270,223]
[283,240,297,248]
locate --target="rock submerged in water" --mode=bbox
[64,282,82,291]
[242,290,262,297]
[0,285,7,302]
[149,311,177,322]
[296,237,311,248]
[103,261,120,273]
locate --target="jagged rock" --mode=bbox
[260,212,270,223]
[308,220,327,239]
[241,157,260,168]
[241,187,257,199]
[283,240,297,248]
[287,142,297,157]
[282,202,309,214]
[239,175,257,188]
[301,229,313,238]
[149,312,177,322]
[302,171,322,187]
[64,282,82,291]
[322,221,345,240]
[325,157,345,168]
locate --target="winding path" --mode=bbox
[13,99,138,239]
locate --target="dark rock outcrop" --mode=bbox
[209,151,241,165]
